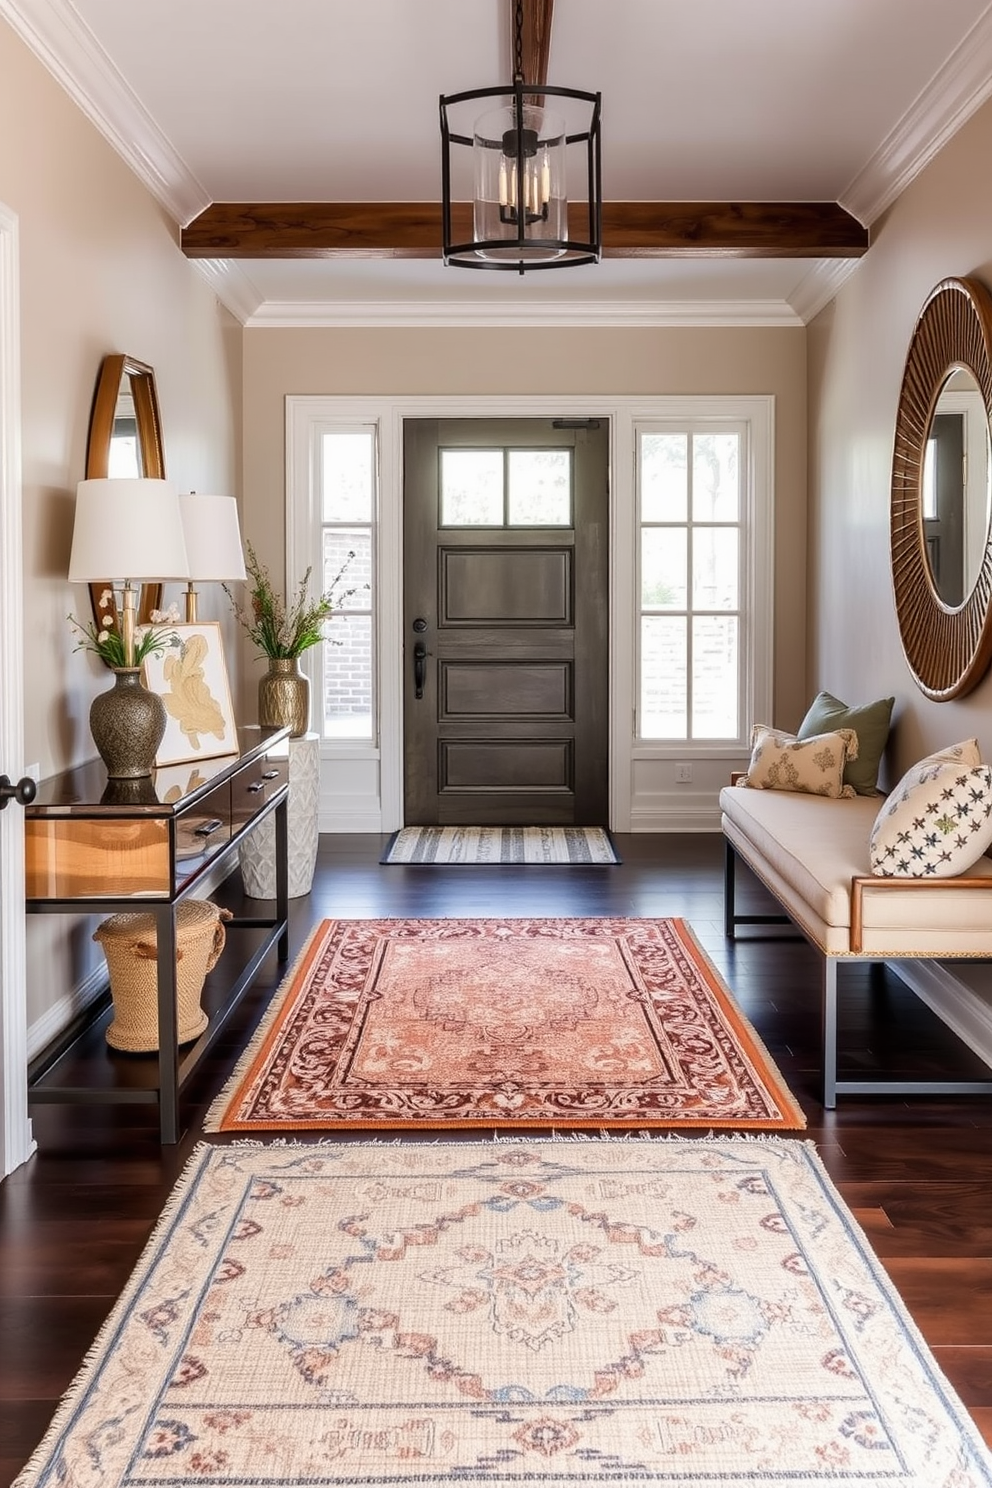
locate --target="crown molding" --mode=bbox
[786,259,861,324]
[0,0,209,226]
[240,295,805,330]
[190,258,264,324]
[841,2,992,226]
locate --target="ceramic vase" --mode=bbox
[258,656,310,737]
[89,667,167,779]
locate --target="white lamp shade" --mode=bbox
[68,478,189,582]
[179,494,247,581]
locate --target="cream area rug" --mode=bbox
[16,1138,992,1487]
[380,826,621,864]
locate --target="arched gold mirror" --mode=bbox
[85,354,166,627]
[891,276,992,699]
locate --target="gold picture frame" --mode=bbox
[142,621,238,766]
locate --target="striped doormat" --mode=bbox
[381,825,620,864]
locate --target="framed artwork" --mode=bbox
[142,622,238,766]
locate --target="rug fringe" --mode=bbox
[10,1142,215,1488]
[212,1130,819,1151]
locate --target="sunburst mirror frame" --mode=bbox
[891,275,992,700]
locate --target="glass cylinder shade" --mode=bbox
[473,104,567,263]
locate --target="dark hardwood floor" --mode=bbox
[3,831,992,1482]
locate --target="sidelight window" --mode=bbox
[637,424,750,744]
[319,428,376,741]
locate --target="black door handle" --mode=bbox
[413,640,429,699]
[0,774,36,811]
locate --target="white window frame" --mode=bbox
[634,414,765,752]
[314,424,378,745]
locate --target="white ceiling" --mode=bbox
[7,0,992,324]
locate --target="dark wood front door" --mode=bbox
[403,417,609,826]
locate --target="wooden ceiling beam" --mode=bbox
[180,200,868,260]
[520,0,554,86]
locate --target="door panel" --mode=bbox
[442,549,572,623]
[442,662,571,718]
[403,418,609,826]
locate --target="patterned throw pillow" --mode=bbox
[741,725,860,799]
[869,748,992,877]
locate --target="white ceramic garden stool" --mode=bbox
[239,732,320,898]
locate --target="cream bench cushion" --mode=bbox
[719,784,992,958]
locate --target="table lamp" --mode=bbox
[178,493,248,622]
[68,478,189,666]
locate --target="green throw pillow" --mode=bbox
[796,690,894,796]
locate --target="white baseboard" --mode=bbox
[320,801,383,832]
[27,960,107,1062]
[890,959,992,1068]
[630,792,723,832]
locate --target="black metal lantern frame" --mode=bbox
[440,77,602,273]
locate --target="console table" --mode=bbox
[24,725,290,1143]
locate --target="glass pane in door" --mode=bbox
[507,449,572,525]
[440,449,503,525]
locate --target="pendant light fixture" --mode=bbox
[439,0,601,273]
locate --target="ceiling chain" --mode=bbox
[513,0,525,82]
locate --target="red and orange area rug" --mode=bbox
[206,917,804,1132]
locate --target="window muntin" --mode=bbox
[637,425,745,744]
[320,429,376,742]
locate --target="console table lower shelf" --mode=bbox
[25,727,291,1144]
[27,907,288,1143]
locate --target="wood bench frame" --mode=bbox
[723,834,992,1109]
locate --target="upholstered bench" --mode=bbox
[720,783,992,1107]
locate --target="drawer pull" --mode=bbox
[246,781,265,794]
[194,817,224,837]
[261,769,280,780]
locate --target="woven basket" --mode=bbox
[94,899,231,1053]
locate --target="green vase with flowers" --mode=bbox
[226,542,356,738]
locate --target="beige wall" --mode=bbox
[0,17,242,1041]
[808,93,992,782]
[243,323,808,727]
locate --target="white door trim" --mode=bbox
[0,199,32,1178]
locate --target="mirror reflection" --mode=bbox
[107,370,141,477]
[923,368,992,606]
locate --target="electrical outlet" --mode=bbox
[675,763,693,784]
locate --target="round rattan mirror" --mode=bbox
[891,276,992,700]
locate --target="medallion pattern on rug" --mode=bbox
[17,1139,991,1487]
[206,917,803,1131]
